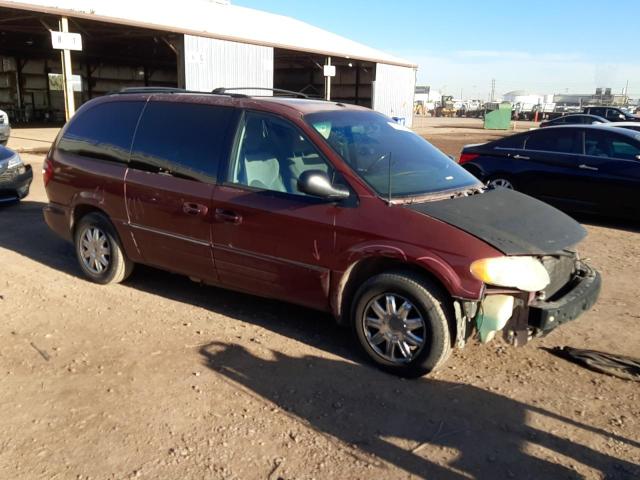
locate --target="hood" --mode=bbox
[405,188,586,255]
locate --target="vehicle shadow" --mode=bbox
[1,201,638,478]
[0,200,80,276]
[200,341,639,480]
[570,213,640,234]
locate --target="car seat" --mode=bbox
[240,118,286,192]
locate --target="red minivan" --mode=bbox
[43,88,600,377]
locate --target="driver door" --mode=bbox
[211,111,348,311]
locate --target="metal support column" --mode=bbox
[325,56,331,101]
[59,16,75,121]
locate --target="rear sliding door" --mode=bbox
[125,99,236,282]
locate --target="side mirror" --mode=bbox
[619,114,625,120]
[298,170,350,200]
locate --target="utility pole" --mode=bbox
[490,79,496,102]
[624,79,629,104]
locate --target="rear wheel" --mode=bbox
[352,272,452,377]
[74,212,133,284]
[487,175,515,190]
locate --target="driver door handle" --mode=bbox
[579,164,599,171]
[214,208,243,224]
[512,154,530,160]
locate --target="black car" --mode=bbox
[540,114,608,128]
[0,146,33,204]
[583,106,640,122]
[459,125,640,218]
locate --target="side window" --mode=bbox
[58,101,144,163]
[228,111,334,196]
[611,139,640,159]
[606,109,622,121]
[525,130,580,154]
[584,131,640,159]
[493,134,525,150]
[130,101,235,182]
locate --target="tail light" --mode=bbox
[43,157,54,186]
[458,153,480,165]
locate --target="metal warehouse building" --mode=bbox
[0,0,417,125]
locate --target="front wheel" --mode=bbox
[352,272,452,377]
[74,212,133,284]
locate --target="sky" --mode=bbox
[233,0,640,99]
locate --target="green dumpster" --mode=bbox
[484,101,512,130]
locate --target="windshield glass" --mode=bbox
[305,110,479,198]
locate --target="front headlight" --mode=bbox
[470,256,550,292]
[7,153,23,169]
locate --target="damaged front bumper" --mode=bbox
[458,261,601,347]
[528,263,601,334]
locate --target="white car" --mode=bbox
[0,110,10,146]
[602,121,640,133]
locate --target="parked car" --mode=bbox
[43,88,600,377]
[459,125,640,218]
[583,106,640,122]
[602,122,640,133]
[0,145,33,204]
[0,109,10,146]
[539,114,608,128]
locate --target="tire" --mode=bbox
[486,175,515,190]
[352,271,452,378]
[74,212,133,284]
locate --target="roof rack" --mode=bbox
[112,86,308,99]
[113,86,249,98]
[116,87,189,95]
[212,87,308,99]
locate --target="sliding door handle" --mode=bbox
[183,202,208,216]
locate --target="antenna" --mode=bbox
[387,152,392,205]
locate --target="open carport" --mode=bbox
[0,0,417,125]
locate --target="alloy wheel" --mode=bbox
[79,226,111,274]
[362,293,427,364]
[488,178,514,189]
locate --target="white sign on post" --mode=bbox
[51,31,83,51]
[323,65,336,77]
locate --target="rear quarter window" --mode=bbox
[492,134,525,150]
[130,101,235,182]
[57,101,145,163]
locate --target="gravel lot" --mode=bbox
[1,121,638,479]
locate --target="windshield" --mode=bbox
[305,110,479,198]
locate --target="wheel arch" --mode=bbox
[335,256,457,345]
[71,204,109,234]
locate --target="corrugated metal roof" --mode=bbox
[0,0,417,67]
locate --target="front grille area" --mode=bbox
[0,167,18,184]
[541,254,576,299]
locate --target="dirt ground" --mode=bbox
[1,120,639,479]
